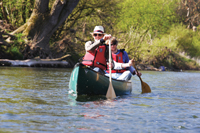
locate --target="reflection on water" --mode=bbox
[0,67,200,132]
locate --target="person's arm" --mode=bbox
[85,39,105,52]
[107,51,132,70]
[113,58,141,75]
[121,60,132,68]
[113,61,130,69]
[129,66,136,75]
[85,34,111,52]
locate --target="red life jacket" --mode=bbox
[106,50,127,73]
[82,44,107,70]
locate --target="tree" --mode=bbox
[48,0,120,60]
[115,0,179,62]
[11,0,80,59]
[176,0,200,30]
[55,0,120,41]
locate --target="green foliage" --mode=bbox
[134,24,200,69]
[116,0,179,35]
[177,30,200,58]
[2,0,34,26]
[61,0,120,40]
[113,0,182,62]
[114,0,200,69]
[5,33,25,59]
[8,46,23,59]
[0,12,2,19]
[13,33,26,48]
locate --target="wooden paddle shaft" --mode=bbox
[106,39,116,99]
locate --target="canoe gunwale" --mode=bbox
[76,63,131,83]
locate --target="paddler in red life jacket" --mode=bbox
[82,26,133,75]
[105,37,142,81]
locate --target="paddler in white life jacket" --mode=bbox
[82,26,133,75]
[105,37,142,81]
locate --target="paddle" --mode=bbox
[132,60,151,94]
[106,39,116,99]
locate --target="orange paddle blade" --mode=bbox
[141,80,151,94]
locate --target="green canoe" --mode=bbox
[69,63,132,96]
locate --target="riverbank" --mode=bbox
[0,54,75,68]
[1,50,200,71]
[1,58,197,72]
[0,59,72,68]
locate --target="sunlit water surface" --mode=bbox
[0,67,200,133]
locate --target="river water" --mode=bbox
[0,66,200,133]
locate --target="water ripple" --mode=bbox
[0,67,200,132]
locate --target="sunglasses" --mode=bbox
[111,43,117,46]
[93,34,103,37]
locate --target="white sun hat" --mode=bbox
[90,26,105,34]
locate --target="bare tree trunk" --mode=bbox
[12,0,80,59]
[0,1,9,24]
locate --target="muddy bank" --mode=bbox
[0,59,72,68]
[0,54,75,68]
[0,58,167,71]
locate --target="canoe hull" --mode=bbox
[69,63,132,96]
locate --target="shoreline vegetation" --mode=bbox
[0,59,161,71]
[0,0,200,71]
[0,58,199,72]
